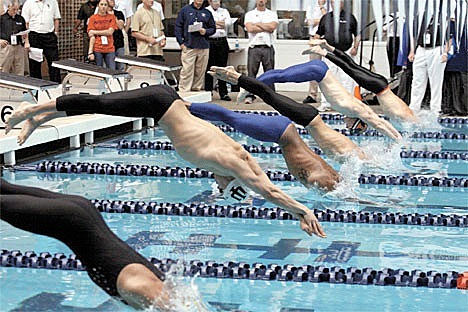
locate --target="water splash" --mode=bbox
[146,262,211,312]
[324,141,415,207]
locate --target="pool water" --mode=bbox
[1,121,467,311]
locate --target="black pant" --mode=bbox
[246,45,275,99]
[205,38,230,96]
[28,31,61,83]
[387,37,402,78]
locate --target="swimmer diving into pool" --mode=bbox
[233,60,402,141]
[5,85,326,238]
[303,39,417,124]
[188,102,339,190]
[0,179,170,310]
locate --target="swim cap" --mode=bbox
[222,179,248,202]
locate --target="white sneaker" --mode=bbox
[244,97,253,104]
[317,104,331,112]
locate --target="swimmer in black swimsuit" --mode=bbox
[235,58,402,140]
[6,85,326,238]
[0,179,167,310]
[189,103,339,190]
[304,39,417,124]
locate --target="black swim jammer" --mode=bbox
[237,75,319,127]
[0,179,165,299]
[325,49,388,95]
[56,84,181,121]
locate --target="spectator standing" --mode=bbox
[442,24,467,116]
[21,0,61,82]
[205,0,232,101]
[0,1,29,75]
[315,0,359,111]
[73,0,98,60]
[131,0,165,61]
[107,0,125,69]
[303,0,328,104]
[408,13,453,116]
[175,0,216,92]
[96,0,132,54]
[87,0,117,69]
[243,0,278,104]
[136,0,164,21]
[383,11,403,78]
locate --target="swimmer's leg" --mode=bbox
[0,180,166,309]
[325,48,389,94]
[189,102,291,143]
[257,60,328,85]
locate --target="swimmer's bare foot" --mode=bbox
[308,38,335,52]
[302,45,327,57]
[17,118,39,145]
[5,101,36,135]
[208,66,241,85]
[236,88,249,104]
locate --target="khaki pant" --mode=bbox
[0,44,26,75]
[179,47,209,92]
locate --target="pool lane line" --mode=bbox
[215,124,468,140]
[89,200,467,228]
[0,249,461,289]
[14,161,468,188]
[233,110,468,126]
[106,139,468,160]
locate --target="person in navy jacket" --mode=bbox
[175,0,216,92]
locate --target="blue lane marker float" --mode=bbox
[217,124,467,140]
[16,161,468,188]
[114,139,468,160]
[90,200,468,228]
[234,110,468,126]
[0,249,460,289]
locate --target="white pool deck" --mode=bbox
[0,89,211,166]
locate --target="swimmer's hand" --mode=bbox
[208,66,241,85]
[297,210,326,238]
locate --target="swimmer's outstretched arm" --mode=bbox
[318,72,402,140]
[215,152,326,237]
[212,64,401,140]
[0,179,170,311]
[305,40,416,123]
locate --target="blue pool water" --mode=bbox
[1,121,467,311]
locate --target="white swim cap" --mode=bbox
[222,179,248,202]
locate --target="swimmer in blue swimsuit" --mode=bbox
[212,65,402,141]
[0,179,167,309]
[303,39,416,124]
[189,103,339,190]
[6,85,326,238]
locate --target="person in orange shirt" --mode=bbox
[87,0,118,69]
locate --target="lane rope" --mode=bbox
[0,249,460,289]
[14,161,468,188]
[90,199,468,228]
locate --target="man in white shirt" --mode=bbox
[136,0,164,21]
[204,0,232,101]
[303,0,328,104]
[21,0,61,82]
[243,0,278,104]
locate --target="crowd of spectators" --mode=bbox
[0,0,466,115]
